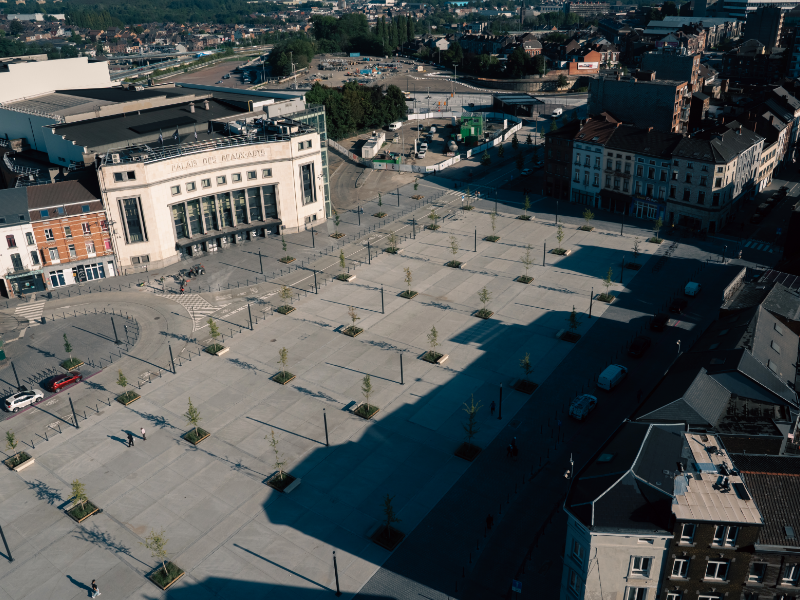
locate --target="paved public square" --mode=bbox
[0,199,662,599]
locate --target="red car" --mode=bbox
[43,371,83,392]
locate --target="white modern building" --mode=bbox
[0,188,43,296]
[48,85,331,271]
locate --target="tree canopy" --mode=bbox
[306,82,407,140]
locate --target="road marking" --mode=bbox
[15,300,46,326]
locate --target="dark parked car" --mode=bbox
[42,371,83,392]
[628,336,652,358]
[650,313,670,331]
[669,298,689,314]
[750,213,764,224]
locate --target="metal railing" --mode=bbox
[4,154,41,176]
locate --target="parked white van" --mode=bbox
[388,122,402,131]
[685,282,701,296]
[569,394,598,421]
[597,364,628,391]
[552,108,563,118]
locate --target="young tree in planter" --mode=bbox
[632,238,641,264]
[481,150,491,166]
[387,230,399,253]
[652,217,663,242]
[347,306,360,334]
[520,352,533,382]
[516,153,524,172]
[521,194,531,219]
[71,478,87,512]
[498,144,505,158]
[280,235,293,262]
[490,211,498,238]
[5,430,20,465]
[333,209,341,237]
[414,179,419,191]
[477,286,491,317]
[602,267,613,300]
[526,133,532,145]
[427,325,440,360]
[278,286,293,312]
[427,207,439,230]
[382,493,401,537]
[520,244,533,282]
[142,528,171,581]
[549,120,558,132]
[63,333,73,361]
[404,267,413,297]
[464,186,472,210]
[267,429,286,482]
[277,347,289,381]
[448,235,459,265]
[567,305,582,333]
[207,318,221,348]
[338,250,347,278]
[185,397,201,437]
[582,208,594,230]
[361,374,374,413]
[462,394,482,446]
[556,224,565,251]
[117,370,128,390]
[511,132,519,151]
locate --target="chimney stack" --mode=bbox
[204,99,210,110]
[189,102,195,113]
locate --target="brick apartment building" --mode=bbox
[26,179,116,289]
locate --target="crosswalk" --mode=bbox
[744,239,777,253]
[14,300,46,326]
[154,292,226,331]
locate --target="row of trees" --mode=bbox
[305,82,407,140]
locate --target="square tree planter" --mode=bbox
[516,275,534,284]
[513,379,539,394]
[373,525,405,551]
[578,225,594,232]
[353,403,379,420]
[4,452,34,471]
[116,391,141,406]
[426,224,441,231]
[343,326,363,338]
[625,262,642,271]
[275,305,296,315]
[516,215,532,221]
[149,562,185,591]
[267,472,300,493]
[475,309,493,320]
[373,212,387,218]
[422,351,448,365]
[648,237,663,244]
[549,248,571,256]
[279,256,296,264]
[399,290,418,299]
[446,260,464,269]
[336,273,356,282]
[60,358,84,370]
[384,247,402,255]
[204,343,229,356]
[272,371,296,385]
[67,500,100,523]
[330,233,345,239]
[560,331,582,343]
[182,428,210,445]
[597,293,615,304]
[484,235,500,243]
[455,442,482,462]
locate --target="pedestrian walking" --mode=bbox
[486,514,494,530]
[179,286,185,295]
[91,579,100,597]
[127,433,134,447]
[506,444,513,458]
[141,427,146,441]
[490,400,496,416]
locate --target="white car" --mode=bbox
[520,168,532,177]
[569,394,598,421]
[417,150,427,159]
[3,389,44,412]
[419,142,428,152]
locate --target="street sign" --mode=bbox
[512,580,522,593]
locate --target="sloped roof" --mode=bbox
[735,454,800,547]
[605,124,683,157]
[638,368,730,427]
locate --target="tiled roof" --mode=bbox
[735,454,800,546]
[25,179,100,211]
